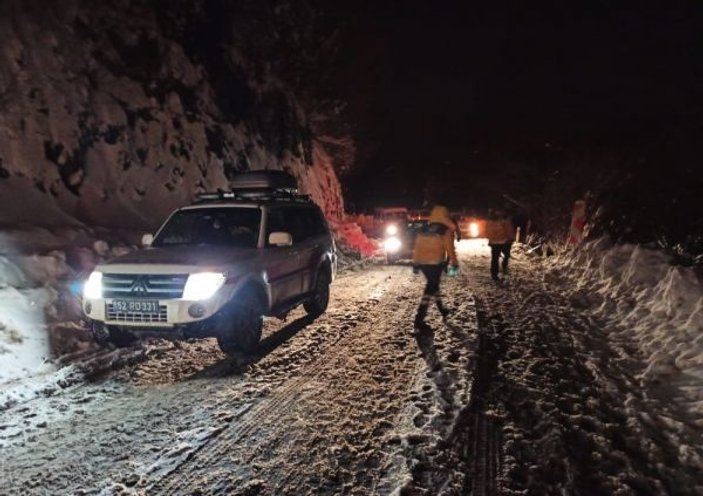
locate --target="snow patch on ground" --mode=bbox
[545,238,703,420]
[0,286,53,384]
[0,362,89,416]
[0,375,121,451]
[379,281,479,494]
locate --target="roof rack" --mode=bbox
[193,170,311,204]
[194,189,312,204]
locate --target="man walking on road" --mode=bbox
[486,208,515,281]
[412,205,459,328]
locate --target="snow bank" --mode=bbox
[0,235,75,383]
[330,219,379,259]
[545,239,703,416]
[0,285,53,383]
[0,223,137,385]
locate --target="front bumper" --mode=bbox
[83,292,231,329]
[89,309,224,340]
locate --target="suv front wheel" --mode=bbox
[304,269,330,317]
[92,323,136,348]
[217,292,264,355]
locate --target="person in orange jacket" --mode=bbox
[411,205,459,328]
[485,208,515,281]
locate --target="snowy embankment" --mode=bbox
[545,238,703,420]
[0,225,133,387]
[0,247,71,384]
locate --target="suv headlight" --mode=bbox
[83,271,103,299]
[385,224,398,236]
[183,272,226,301]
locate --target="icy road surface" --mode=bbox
[1,242,702,495]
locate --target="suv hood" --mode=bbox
[104,246,258,268]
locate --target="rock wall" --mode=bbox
[0,0,346,230]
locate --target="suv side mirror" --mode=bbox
[141,233,154,247]
[268,231,293,246]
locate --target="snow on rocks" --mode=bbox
[0,286,53,384]
[330,219,379,259]
[0,227,136,386]
[0,255,27,287]
[545,239,703,418]
[0,1,348,230]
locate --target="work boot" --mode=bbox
[437,301,450,320]
[414,304,428,329]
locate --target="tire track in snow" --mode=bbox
[0,267,400,495]
[149,266,423,494]
[453,304,504,496]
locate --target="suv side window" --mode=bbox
[266,206,327,246]
[303,208,327,236]
[287,207,313,243]
[306,207,327,237]
[265,207,309,245]
[266,208,287,246]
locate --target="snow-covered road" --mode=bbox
[1,244,702,495]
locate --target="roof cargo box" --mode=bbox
[230,170,297,193]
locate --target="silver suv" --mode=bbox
[82,171,337,354]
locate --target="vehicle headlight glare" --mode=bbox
[469,222,480,238]
[384,236,402,253]
[83,271,103,299]
[183,272,226,301]
[385,224,398,236]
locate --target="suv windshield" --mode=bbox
[153,207,261,248]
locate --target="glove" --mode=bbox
[412,265,420,275]
[447,265,459,277]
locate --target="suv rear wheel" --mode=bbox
[217,291,264,355]
[304,269,330,317]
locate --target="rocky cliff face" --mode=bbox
[0,0,349,230]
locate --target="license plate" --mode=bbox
[112,300,160,314]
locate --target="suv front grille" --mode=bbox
[102,274,188,299]
[106,303,168,323]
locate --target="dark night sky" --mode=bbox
[330,2,703,211]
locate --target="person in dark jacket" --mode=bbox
[411,205,459,328]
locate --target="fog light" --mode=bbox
[84,302,92,315]
[188,304,206,318]
[384,236,402,253]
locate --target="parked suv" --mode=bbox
[82,171,337,354]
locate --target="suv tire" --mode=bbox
[92,325,136,348]
[304,269,330,317]
[217,291,264,355]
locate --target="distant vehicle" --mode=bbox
[383,217,428,264]
[373,207,409,238]
[408,209,430,222]
[372,207,409,263]
[82,171,337,355]
[456,214,486,239]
